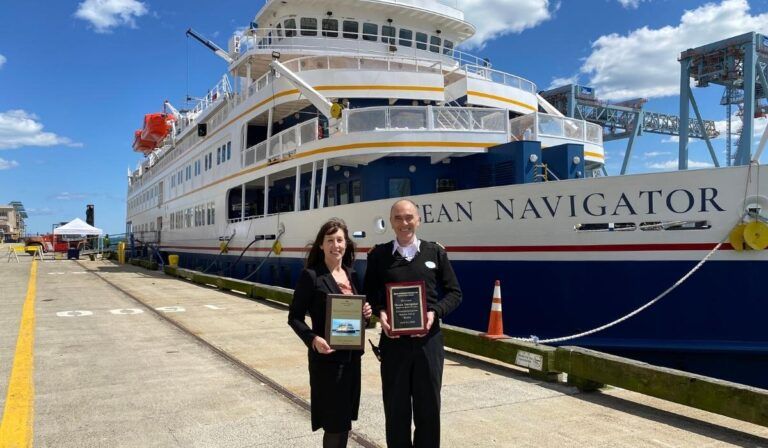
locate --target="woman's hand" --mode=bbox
[363,302,372,319]
[312,336,335,354]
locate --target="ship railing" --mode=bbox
[509,112,603,146]
[177,75,233,135]
[236,27,492,69]
[343,105,509,135]
[246,54,442,97]
[241,106,507,168]
[242,118,319,168]
[463,64,537,94]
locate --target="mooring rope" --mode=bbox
[516,235,728,345]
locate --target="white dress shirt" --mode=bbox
[392,237,421,261]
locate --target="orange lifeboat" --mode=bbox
[132,130,155,154]
[140,113,175,143]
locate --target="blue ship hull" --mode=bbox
[170,251,768,389]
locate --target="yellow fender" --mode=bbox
[743,221,768,250]
[729,223,747,251]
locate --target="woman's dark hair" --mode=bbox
[306,218,356,268]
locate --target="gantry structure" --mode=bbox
[540,84,719,174]
[680,32,768,168]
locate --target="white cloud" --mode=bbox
[0,110,81,150]
[0,54,6,69]
[0,158,19,170]
[53,192,87,201]
[643,151,672,158]
[712,114,768,139]
[647,159,714,170]
[459,0,554,49]
[75,0,148,33]
[546,75,579,90]
[581,0,768,100]
[618,0,647,8]
[26,207,54,216]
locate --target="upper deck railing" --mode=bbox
[237,27,489,68]
[464,64,537,94]
[246,54,443,97]
[509,113,603,146]
[241,106,508,168]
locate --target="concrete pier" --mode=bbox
[2,257,767,447]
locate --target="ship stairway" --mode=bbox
[434,103,481,130]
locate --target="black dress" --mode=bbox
[288,264,363,432]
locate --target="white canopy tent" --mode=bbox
[53,218,103,236]
[53,218,104,253]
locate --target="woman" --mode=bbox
[288,218,372,448]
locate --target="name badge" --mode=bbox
[425,261,436,269]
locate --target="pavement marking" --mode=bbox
[0,260,38,447]
[56,311,94,317]
[203,305,225,310]
[54,305,226,318]
[109,309,144,315]
[155,306,185,313]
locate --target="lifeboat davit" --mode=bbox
[132,130,155,154]
[140,113,175,143]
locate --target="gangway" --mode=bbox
[540,84,720,174]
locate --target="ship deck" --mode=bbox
[2,256,767,447]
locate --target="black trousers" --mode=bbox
[380,331,444,448]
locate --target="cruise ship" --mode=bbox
[126,0,768,388]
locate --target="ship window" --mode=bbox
[276,23,282,39]
[639,220,711,231]
[300,17,317,36]
[351,180,361,203]
[388,178,411,198]
[362,23,377,41]
[343,20,358,39]
[326,184,337,206]
[322,19,338,37]
[415,32,427,50]
[227,142,232,160]
[339,182,349,205]
[381,25,395,44]
[227,187,243,221]
[436,178,456,193]
[443,39,454,55]
[430,35,441,53]
[284,18,297,37]
[574,222,636,232]
[399,29,412,47]
[217,147,221,165]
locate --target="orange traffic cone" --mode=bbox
[482,280,507,339]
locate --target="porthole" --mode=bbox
[374,216,386,234]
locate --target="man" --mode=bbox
[365,199,462,448]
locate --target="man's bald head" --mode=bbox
[390,199,420,219]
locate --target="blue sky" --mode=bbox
[2,0,768,234]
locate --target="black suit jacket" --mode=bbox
[288,264,363,362]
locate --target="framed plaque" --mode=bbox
[325,294,365,350]
[385,281,427,336]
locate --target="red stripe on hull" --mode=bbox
[160,242,734,253]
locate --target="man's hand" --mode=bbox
[379,310,399,338]
[312,336,335,354]
[363,302,372,320]
[413,311,435,338]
